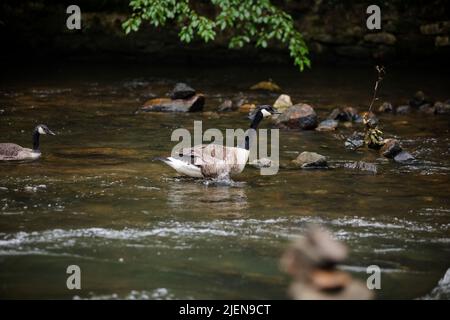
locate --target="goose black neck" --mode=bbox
[250,111,263,130]
[245,111,263,150]
[32,129,40,151]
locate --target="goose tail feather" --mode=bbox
[156,156,203,178]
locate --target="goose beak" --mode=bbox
[48,129,56,136]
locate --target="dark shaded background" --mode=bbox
[0,0,449,67]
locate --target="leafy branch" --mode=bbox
[122,0,310,71]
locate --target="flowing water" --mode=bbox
[0,63,449,299]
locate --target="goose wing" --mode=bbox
[0,143,24,159]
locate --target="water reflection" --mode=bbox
[165,178,248,217]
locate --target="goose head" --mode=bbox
[35,124,56,136]
[248,105,280,121]
[248,105,281,129]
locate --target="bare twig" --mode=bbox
[368,65,385,112]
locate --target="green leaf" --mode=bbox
[122,0,310,72]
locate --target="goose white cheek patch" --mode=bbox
[38,127,46,135]
[261,109,271,118]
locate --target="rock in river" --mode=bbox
[434,101,450,114]
[394,151,415,163]
[328,106,361,122]
[344,161,377,174]
[344,132,365,150]
[276,104,318,130]
[217,99,234,112]
[316,119,338,131]
[378,102,394,113]
[273,94,293,112]
[418,104,436,115]
[140,94,205,112]
[409,90,429,108]
[292,151,327,168]
[239,103,256,113]
[169,83,196,100]
[380,138,402,158]
[250,80,281,92]
[396,105,411,114]
[249,158,273,168]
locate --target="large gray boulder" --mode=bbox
[276,103,318,130]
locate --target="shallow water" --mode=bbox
[0,63,449,299]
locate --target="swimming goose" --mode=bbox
[0,124,56,161]
[158,105,279,178]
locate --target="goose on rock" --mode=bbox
[0,124,56,161]
[158,105,279,179]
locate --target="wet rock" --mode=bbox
[316,119,338,132]
[380,138,402,158]
[434,101,450,114]
[217,99,234,112]
[281,227,348,273]
[363,32,397,45]
[285,226,373,299]
[394,151,415,163]
[420,22,450,35]
[292,152,327,168]
[169,83,196,100]
[218,94,249,112]
[344,161,377,174]
[328,107,360,122]
[277,104,318,130]
[140,94,204,112]
[249,158,272,168]
[378,102,394,113]
[250,80,281,92]
[344,132,365,150]
[273,94,293,112]
[418,104,436,115]
[280,226,373,300]
[310,270,351,290]
[232,92,248,109]
[327,108,341,120]
[435,36,449,47]
[410,90,429,108]
[238,103,256,113]
[396,105,411,114]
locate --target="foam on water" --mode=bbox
[422,268,450,300]
[1,214,444,257]
[73,288,175,300]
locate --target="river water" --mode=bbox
[0,63,449,299]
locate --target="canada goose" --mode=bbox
[158,105,279,179]
[0,124,56,161]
